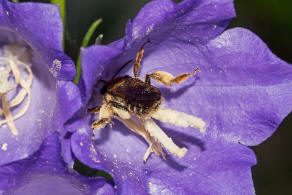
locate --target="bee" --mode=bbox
[89,40,206,162]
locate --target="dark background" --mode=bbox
[21,0,292,194]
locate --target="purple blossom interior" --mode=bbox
[0,0,75,167]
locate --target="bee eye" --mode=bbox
[100,85,107,94]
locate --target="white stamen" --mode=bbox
[0,67,12,94]
[143,118,187,158]
[152,107,206,133]
[143,146,152,162]
[117,117,164,161]
[0,44,33,136]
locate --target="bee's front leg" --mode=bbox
[88,105,101,114]
[133,40,151,78]
[92,103,112,130]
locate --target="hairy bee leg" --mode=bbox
[141,118,188,158]
[92,104,112,130]
[117,117,165,161]
[92,118,111,130]
[152,107,206,133]
[145,74,151,85]
[147,67,200,87]
[112,107,131,120]
[88,105,101,114]
[133,40,151,78]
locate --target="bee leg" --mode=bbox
[92,118,111,130]
[134,40,151,78]
[112,107,131,119]
[145,74,151,85]
[92,103,112,130]
[88,105,101,114]
[147,67,200,87]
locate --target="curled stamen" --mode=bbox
[141,118,188,158]
[0,45,33,136]
[1,94,18,135]
[0,65,12,94]
[116,117,165,161]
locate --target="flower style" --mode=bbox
[0,0,75,166]
[0,132,114,194]
[60,0,292,194]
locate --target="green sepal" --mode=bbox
[73,18,103,84]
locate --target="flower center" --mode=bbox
[0,44,33,136]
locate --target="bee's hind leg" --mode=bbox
[145,67,200,87]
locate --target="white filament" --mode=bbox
[152,107,206,133]
[0,44,33,136]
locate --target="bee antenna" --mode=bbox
[141,39,152,49]
[111,59,133,79]
[96,79,107,83]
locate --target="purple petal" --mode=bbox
[71,127,256,194]
[0,1,75,165]
[61,131,75,167]
[57,81,83,127]
[0,0,75,80]
[138,28,292,145]
[126,0,235,45]
[75,23,292,195]
[80,45,123,103]
[80,0,236,102]
[0,133,112,194]
[0,74,56,165]
[72,0,292,194]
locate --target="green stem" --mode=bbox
[73,18,103,84]
[11,0,19,2]
[51,0,66,49]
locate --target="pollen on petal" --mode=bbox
[1,143,8,151]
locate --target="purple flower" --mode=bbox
[0,0,75,166]
[0,132,114,194]
[60,0,292,194]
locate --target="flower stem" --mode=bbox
[73,18,103,84]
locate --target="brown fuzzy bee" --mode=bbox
[89,40,206,162]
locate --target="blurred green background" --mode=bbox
[21,0,292,194]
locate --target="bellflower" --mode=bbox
[0,132,114,194]
[59,0,292,194]
[0,0,75,166]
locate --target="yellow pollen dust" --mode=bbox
[0,44,33,136]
